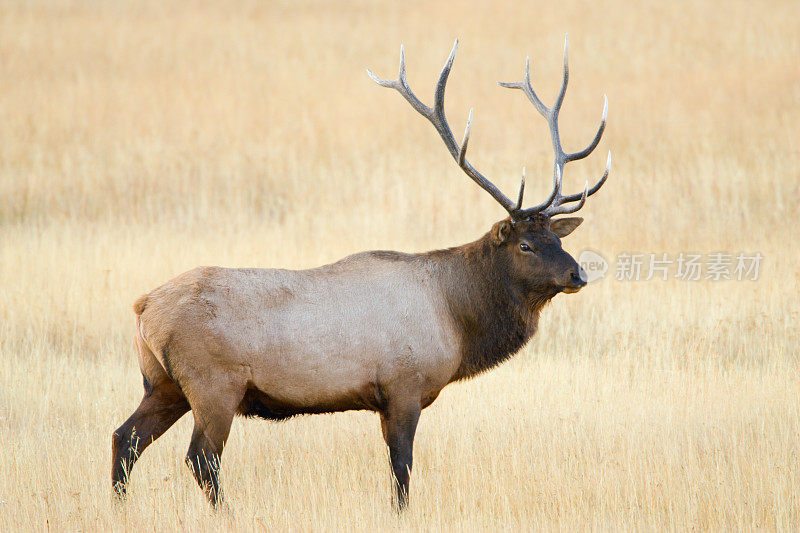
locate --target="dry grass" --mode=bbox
[1,0,799,530]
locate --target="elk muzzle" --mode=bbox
[558,264,588,294]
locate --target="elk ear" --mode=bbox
[491,220,514,244]
[550,217,583,238]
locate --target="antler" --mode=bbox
[367,38,610,220]
[367,40,524,215]
[498,35,611,217]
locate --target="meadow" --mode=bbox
[1,0,798,530]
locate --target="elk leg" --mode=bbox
[111,380,189,498]
[184,395,241,507]
[380,401,421,511]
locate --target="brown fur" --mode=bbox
[436,238,542,381]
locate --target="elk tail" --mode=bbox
[133,294,149,315]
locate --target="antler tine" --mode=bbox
[516,164,560,217]
[549,181,588,215]
[498,57,548,118]
[433,42,459,126]
[559,151,611,204]
[566,95,608,162]
[457,108,473,167]
[366,45,432,118]
[551,34,569,121]
[368,40,518,215]
[515,167,526,210]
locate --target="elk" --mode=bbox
[111,37,610,510]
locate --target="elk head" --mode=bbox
[368,37,610,296]
[489,214,586,296]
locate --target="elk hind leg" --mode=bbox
[184,385,245,507]
[111,378,189,498]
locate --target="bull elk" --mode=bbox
[111,37,610,510]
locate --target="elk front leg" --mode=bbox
[380,401,421,511]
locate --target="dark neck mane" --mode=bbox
[426,234,554,382]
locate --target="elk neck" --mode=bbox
[425,232,552,382]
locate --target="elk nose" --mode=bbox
[570,269,587,287]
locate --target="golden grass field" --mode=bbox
[1,0,799,530]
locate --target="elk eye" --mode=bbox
[519,243,532,253]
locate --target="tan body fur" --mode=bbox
[135,253,461,419]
